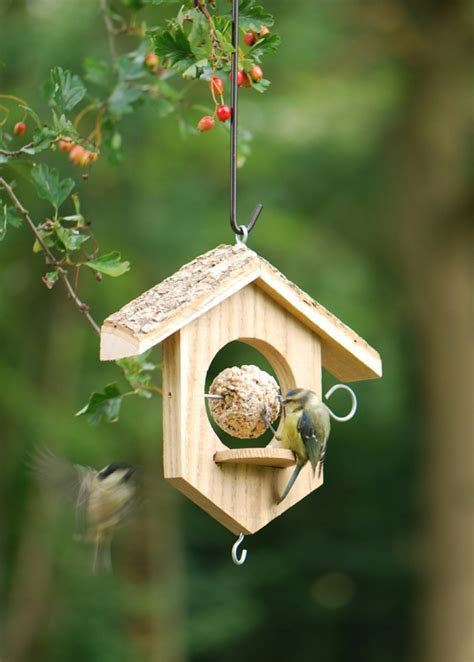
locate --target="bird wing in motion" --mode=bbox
[297,410,321,473]
[31,447,95,536]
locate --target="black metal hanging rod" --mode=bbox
[230,0,263,240]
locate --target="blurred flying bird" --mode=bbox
[33,449,139,574]
[264,388,331,503]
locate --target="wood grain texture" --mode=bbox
[101,244,382,383]
[162,283,324,535]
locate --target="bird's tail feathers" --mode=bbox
[279,463,303,503]
[92,535,113,575]
[306,437,320,474]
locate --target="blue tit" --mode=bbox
[33,449,138,574]
[276,388,331,503]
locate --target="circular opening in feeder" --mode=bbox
[205,341,283,450]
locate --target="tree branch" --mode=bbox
[100,0,118,61]
[0,177,101,336]
[0,143,35,158]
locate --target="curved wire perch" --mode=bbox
[324,384,358,422]
[232,533,248,565]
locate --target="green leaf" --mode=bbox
[32,230,55,254]
[84,57,112,88]
[55,225,90,252]
[215,32,235,55]
[0,204,20,241]
[3,204,22,228]
[31,164,75,211]
[117,350,157,398]
[117,54,146,82]
[76,383,123,425]
[43,67,87,114]
[249,77,271,93]
[0,202,22,244]
[84,251,130,277]
[182,58,210,80]
[22,126,57,155]
[52,114,76,138]
[248,33,281,63]
[235,0,273,32]
[108,84,143,115]
[153,29,196,72]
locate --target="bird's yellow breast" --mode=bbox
[280,411,308,462]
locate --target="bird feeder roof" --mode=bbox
[100,243,382,382]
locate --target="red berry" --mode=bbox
[209,76,225,96]
[259,26,270,37]
[243,31,257,47]
[69,145,88,166]
[230,71,251,88]
[250,64,263,81]
[85,150,99,164]
[13,121,26,136]
[216,104,232,122]
[59,137,74,153]
[240,71,251,87]
[145,52,159,71]
[197,115,215,132]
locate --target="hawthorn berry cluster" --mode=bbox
[58,137,99,167]
[197,25,270,134]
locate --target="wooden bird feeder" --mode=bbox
[100,244,382,535]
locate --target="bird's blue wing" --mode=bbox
[297,410,321,473]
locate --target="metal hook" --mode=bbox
[229,0,263,240]
[324,384,358,422]
[232,533,248,565]
[235,224,248,245]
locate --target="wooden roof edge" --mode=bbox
[256,261,382,381]
[100,260,261,360]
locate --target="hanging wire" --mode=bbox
[230,0,263,242]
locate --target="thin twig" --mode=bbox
[194,1,221,68]
[0,137,63,158]
[0,143,33,157]
[0,177,100,335]
[0,143,35,157]
[136,384,163,396]
[100,0,118,60]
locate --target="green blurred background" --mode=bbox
[1,1,472,661]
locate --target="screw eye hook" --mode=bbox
[232,533,248,566]
[235,224,248,245]
[324,384,358,422]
